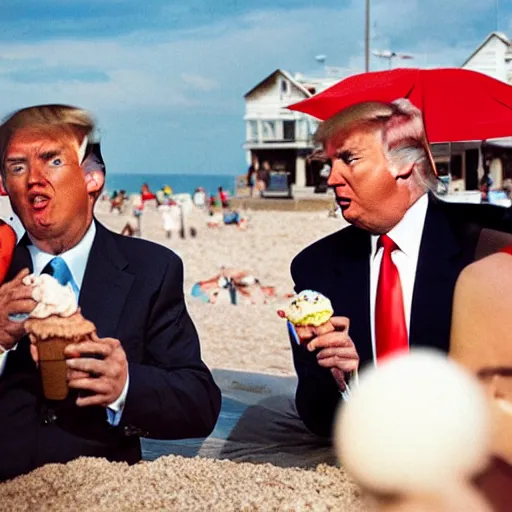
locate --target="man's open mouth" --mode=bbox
[30,195,50,210]
[336,197,351,208]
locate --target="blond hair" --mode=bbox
[315,99,438,191]
[0,104,96,178]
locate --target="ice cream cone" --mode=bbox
[25,311,96,400]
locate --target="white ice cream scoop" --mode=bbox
[334,350,491,496]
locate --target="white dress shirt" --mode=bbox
[369,193,429,365]
[0,221,129,423]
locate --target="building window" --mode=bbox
[262,121,276,140]
[247,120,258,142]
[280,79,290,96]
[283,120,295,141]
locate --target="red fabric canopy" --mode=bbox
[288,68,512,143]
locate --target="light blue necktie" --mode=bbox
[42,257,79,298]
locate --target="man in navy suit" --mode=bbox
[0,104,221,480]
[290,99,512,438]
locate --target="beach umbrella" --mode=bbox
[288,68,512,143]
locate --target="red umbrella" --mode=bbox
[288,68,512,143]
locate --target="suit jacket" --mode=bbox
[290,197,512,438]
[0,221,221,481]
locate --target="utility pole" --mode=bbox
[365,0,370,72]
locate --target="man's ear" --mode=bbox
[0,175,8,196]
[393,162,415,181]
[85,170,105,195]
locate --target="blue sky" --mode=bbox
[1,0,510,175]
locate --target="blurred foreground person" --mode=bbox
[289,99,512,437]
[450,246,512,511]
[0,104,221,481]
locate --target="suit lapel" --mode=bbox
[331,227,373,368]
[5,237,33,281]
[79,222,134,338]
[410,196,466,352]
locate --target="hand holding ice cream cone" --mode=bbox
[277,289,335,342]
[23,273,96,400]
[23,272,128,405]
[278,290,359,391]
[65,332,128,408]
[0,268,36,352]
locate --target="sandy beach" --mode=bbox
[0,199,365,511]
[98,199,348,376]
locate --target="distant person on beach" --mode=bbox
[158,198,181,239]
[247,156,259,197]
[192,187,207,209]
[209,194,219,210]
[191,267,276,305]
[480,171,494,204]
[288,98,512,438]
[257,161,271,196]
[218,186,229,208]
[110,189,127,214]
[140,182,156,204]
[120,194,143,237]
[0,104,221,481]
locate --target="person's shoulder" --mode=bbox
[99,224,182,269]
[456,251,512,301]
[434,198,512,233]
[291,224,359,274]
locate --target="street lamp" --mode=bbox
[365,0,370,72]
[373,49,414,69]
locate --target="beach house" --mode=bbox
[432,31,512,198]
[242,68,348,195]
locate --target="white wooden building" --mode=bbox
[462,31,512,84]
[243,69,344,191]
[431,32,512,194]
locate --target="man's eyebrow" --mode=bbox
[39,149,62,161]
[5,156,27,163]
[477,367,512,379]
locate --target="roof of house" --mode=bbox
[461,31,511,67]
[244,69,312,98]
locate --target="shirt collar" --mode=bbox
[371,193,429,258]
[27,221,96,290]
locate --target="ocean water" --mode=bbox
[105,173,238,198]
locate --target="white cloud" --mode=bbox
[180,73,219,91]
[0,1,507,118]
[0,1,509,174]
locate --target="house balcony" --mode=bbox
[243,138,314,151]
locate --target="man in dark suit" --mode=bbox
[289,99,512,438]
[0,105,221,481]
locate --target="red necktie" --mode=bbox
[375,234,409,361]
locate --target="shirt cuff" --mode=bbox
[0,350,9,376]
[0,344,17,377]
[106,372,130,426]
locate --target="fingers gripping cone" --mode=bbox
[334,350,492,511]
[27,313,96,400]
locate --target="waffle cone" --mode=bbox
[25,311,96,400]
